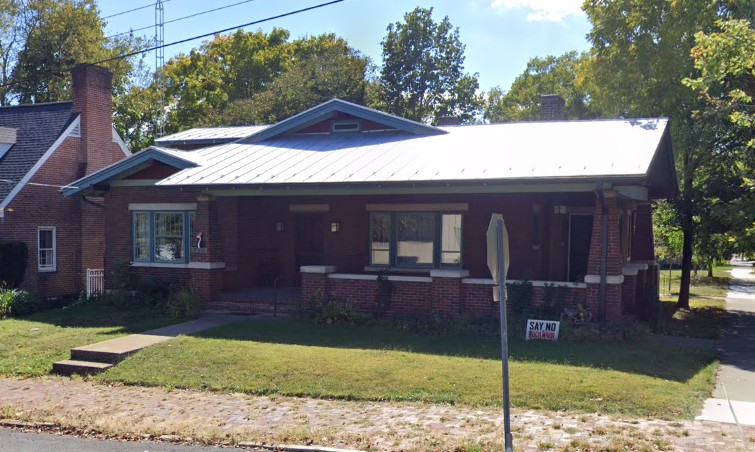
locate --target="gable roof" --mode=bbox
[62,146,200,197]
[0,101,77,202]
[240,98,446,143]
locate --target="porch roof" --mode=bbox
[155,117,674,197]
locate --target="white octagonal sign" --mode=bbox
[486,214,510,285]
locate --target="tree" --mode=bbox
[200,34,368,126]
[582,0,743,310]
[155,30,368,135]
[484,51,598,123]
[377,7,482,124]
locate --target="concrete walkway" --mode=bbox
[697,264,755,429]
[53,313,246,375]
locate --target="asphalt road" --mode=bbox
[0,429,233,451]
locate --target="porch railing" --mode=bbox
[86,268,104,298]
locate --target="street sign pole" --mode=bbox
[496,217,513,452]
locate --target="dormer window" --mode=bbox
[331,120,360,133]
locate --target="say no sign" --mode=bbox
[526,319,560,341]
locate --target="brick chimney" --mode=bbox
[540,94,565,121]
[71,64,114,176]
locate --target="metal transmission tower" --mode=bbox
[155,0,165,136]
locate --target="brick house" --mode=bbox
[0,64,129,298]
[64,97,676,322]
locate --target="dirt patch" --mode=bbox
[1,376,753,451]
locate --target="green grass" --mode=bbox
[659,266,731,299]
[658,266,731,339]
[0,303,177,376]
[99,319,716,419]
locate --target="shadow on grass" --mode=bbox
[9,303,176,335]
[192,318,715,383]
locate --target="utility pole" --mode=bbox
[155,0,165,137]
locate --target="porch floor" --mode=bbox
[207,287,303,316]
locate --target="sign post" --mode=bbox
[486,214,513,452]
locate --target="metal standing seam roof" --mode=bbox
[0,101,76,202]
[155,125,268,146]
[155,118,669,187]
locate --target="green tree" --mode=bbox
[11,0,138,104]
[582,0,745,309]
[200,34,368,126]
[484,51,598,123]
[376,7,482,124]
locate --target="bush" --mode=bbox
[137,276,171,307]
[307,290,367,325]
[113,261,136,291]
[0,241,28,288]
[165,284,200,319]
[0,288,41,318]
[507,280,533,316]
[100,290,136,309]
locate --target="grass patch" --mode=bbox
[0,303,177,376]
[658,266,731,339]
[100,319,715,419]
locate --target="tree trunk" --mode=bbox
[707,261,714,278]
[677,214,694,310]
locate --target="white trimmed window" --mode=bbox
[370,212,463,269]
[132,211,195,263]
[38,227,56,272]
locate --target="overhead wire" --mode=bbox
[102,0,173,20]
[90,0,345,65]
[107,0,259,39]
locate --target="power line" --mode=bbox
[90,0,345,66]
[107,0,259,39]
[102,0,173,20]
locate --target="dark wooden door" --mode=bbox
[295,214,324,284]
[569,214,593,282]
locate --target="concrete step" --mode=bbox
[52,360,113,376]
[69,333,174,364]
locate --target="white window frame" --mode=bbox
[38,226,56,272]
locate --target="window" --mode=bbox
[332,120,360,133]
[369,212,463,269]
[38,227,56,272]
[132,211,194,264]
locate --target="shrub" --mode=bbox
[100,290,136,309]
[0,288,41,318]
[308,291,366,325]
[165,284,200,319]
[0,241,28,288]
[506,280,533,316]
[113,261,136,291]
[373,268,394,317]
[137,276,171,307]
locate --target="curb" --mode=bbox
[238,443,363,452]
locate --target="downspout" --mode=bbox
[596,186,608,321]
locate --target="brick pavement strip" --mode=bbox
[0,376,753,451]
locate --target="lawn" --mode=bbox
[99,319,716,419]
[658,266,731,339]
[0,303,177,376]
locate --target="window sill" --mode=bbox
[38,268,57,273]
[364,266,432,275]
[131,261,226,270]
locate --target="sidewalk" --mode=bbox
[1,376,753,451]
[698,264,755,428]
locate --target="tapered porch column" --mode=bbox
[190,194,225,304]
[584,190,624,322]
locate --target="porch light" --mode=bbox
[275,222,285,232]
[330,222,341,233]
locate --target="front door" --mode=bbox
[295,214,325,284]
[568,214,593,282]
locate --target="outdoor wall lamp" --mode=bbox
[330,222,341,233]
[275,222,285,232]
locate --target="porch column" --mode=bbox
[190,194,225,304]
[301,265,336,302]
[430,270,469,315]
[585,190,624,322]
[631,202,655,261]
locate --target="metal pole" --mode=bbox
[496,218,513,452]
